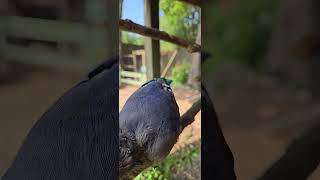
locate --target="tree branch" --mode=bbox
[258,121,320,180]
[179,98,201,133]
[119,19,201,53]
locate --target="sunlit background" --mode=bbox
[119,0,201,179]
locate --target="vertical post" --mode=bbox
[0,0,8,74]
[82,0,118,70]
[144,0,160,80]
[188,20,201,89]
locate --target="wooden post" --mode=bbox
[82,0,118,70]
[144,0,160,80]
[188,23,201,89]
[0,0,8,74]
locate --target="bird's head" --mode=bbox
[140,77,173,93]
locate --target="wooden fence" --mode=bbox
[0,0,118,73]
[0,15,109,71]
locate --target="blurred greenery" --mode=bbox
[169,62,192,85]
[159,0,200,51]
[134,143,200,180]
[203,0,280,72]
[121,31,144,45]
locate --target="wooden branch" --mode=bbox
[177,0,202,6]
[258,121,320,180]
[179,98,201,133]
[161,50,178,77]
[119,19,201,53]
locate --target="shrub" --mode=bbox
[169,62,191,85]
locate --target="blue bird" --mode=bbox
[119,78,180,179]
[1,57,119,180]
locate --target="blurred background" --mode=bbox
[203,0,320,180]
[0,0,118,177]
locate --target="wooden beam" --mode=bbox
[120,78,144,86]
[5,16,87,44]
[144,0,160,80]
[119,19,201,53]
[161,50,178,77]
[1,44,87,71]
[120,71,144,79]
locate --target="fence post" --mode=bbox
[144,0,160,80]
[82,0,118,70]
[0,0,8,75]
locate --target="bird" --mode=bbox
[119,78,180,180]
[1,57,119,180]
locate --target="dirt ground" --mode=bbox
[0,62,319,179]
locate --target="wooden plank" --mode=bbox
[132,49,145,55]
[132,53,137,72]
[120,78,143,86]
[123,54,134,58]
[5,15,88,44]
[1,44,88,71]
[144,0,160,80]
[120,71,143,78]
[123,65,135,69]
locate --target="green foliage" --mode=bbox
[121,31,144,45]
[134,168,165,180]
[134,143,200,180]
[159,0,200,51]
[205,0,279,69]
[169,62,191,85]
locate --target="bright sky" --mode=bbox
[122,0,145,25]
